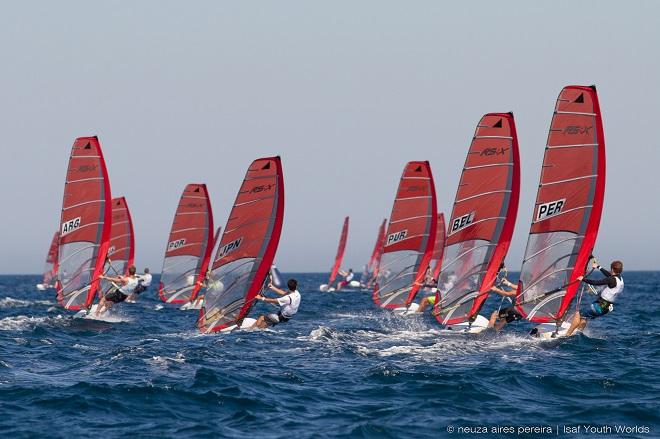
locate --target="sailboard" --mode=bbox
[360,219,387,289]
[197,157,285,333]
[37,232,59,290]
[99,197,135,297]
[373,161,437,310]
[319,216,349,292]
[433,113,520,332]
[514,85,606,338]
[159,184,215,305]
[55,136,112,311]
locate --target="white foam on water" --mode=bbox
[0,297,54,308]
[0,315,50,331]
[146,352,186,369]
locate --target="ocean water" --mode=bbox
[0,272,658,438]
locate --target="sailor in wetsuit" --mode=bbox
[127,267,152,302]
[487,264,522,330]
[252,279,301,328]
[337,269,354,290]
[415,265,439,313]
[566,260,624,336]
[97,265,139,315]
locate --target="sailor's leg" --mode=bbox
[95,297,106,315]
[488,310,499,328]
[566,312,582,336]
[253,315,267,329]
[494,319,507,331]
[417,299,428,313]
[577,317,588,331]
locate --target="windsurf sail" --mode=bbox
[327,217,349,287]
[56,136,112,310]
[515,85,606,323]
[159,184,215,304]
[373,161,437,309]
[434,113,520,325]
[100,197,135,295]
[198,157,284,333]
[431,213,446,280]
[42,232,59,287]
[361,219,387,286]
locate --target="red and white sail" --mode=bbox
[159,184,215,304]
[361,219,386,286]
[198,157,285,333]
[56,137,112,310]
[373,161,437,309]
[327,217,349,287]
[100,197,135,294]
[434,113,520,325]
[516,86,606,323]
[42,232,59,287]
[431,213,446,280]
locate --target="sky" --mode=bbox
[1,1,658,274]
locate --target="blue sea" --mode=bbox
[0,272,658,438]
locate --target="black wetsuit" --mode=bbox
[582,267,617,289]
[582,267,621,319]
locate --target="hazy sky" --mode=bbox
[1,1,658,274]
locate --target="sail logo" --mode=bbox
[61,217,81,236]
[185,203,203,209]
[563,125,592,135]
[218,237,243,258]
[386,230,407,246]
[107,245,116,255]
[536,199,565,221]
[449,212,475,235]
[250,184,274,194]
[70,164,98,174]
[406,185,425,192]
[167,239,186,252]
[480,147,508,156]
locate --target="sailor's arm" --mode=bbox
[101,275,124,284]
[501,279,516,288]
[256,294,279,304]
[579,276,611,287]
[491,286,516,297]
[268,283,287,296]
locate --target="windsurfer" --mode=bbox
[566,260,624,336]
[487,277,521,330]
[127,267,151,301]
[252,279,301,328]
[415,265,439,313]
[337,269,354,290]
[190,269,212,305]
[97,265,138,315]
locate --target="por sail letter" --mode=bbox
[167,238,186,252]
[536,199,566,221]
